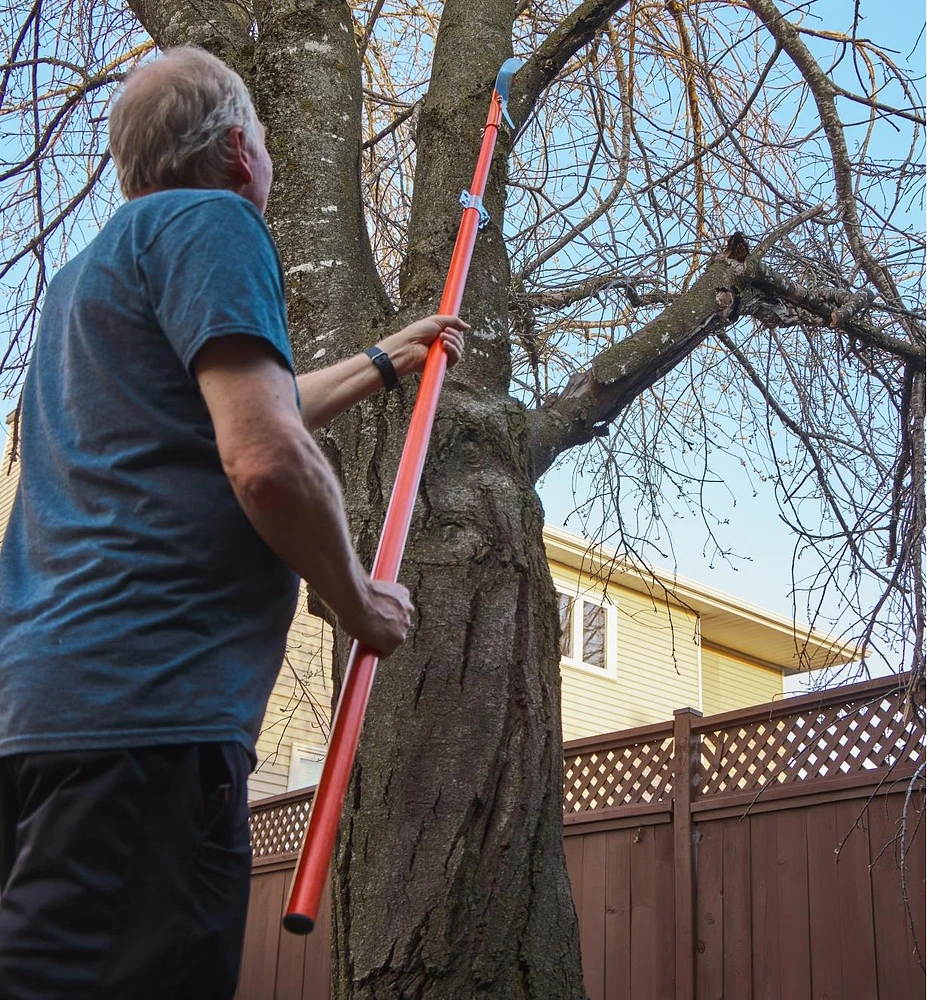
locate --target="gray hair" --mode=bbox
[109,47,261,199]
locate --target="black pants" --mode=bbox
[0,743,252,1000]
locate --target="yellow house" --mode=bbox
[251,523,853,799]
[0,422,855,801]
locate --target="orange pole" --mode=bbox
[283,67,517,934]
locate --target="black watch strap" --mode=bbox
[363,346,399,390]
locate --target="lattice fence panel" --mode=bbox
[250,793,315,858]
[564,737,674,814]
[698,690,925,797]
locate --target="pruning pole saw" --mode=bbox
[283,57,522,934]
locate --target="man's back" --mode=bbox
[0,189,299,760]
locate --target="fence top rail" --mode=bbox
[250,785,316,814]
[691,671,917,735]
[563,719,674,755]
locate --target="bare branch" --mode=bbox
[511,0,630,130]
[744,0,924,341]
[526,254,744,479]
[745,261,924,363]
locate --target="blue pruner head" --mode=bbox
[494,57,523,129]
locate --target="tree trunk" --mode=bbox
[273,0,588,992]
[330,388,586,999]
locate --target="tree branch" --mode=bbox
[744,260,925,363]
[127,0,253,65]
[515,273,671,311]
[525,253,744,481]
[744,0,924,344]
[716,328,894,585]
[510,0,631,130]
[525,223,922,482]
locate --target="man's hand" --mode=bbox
[295,315,468,431]
[376,314,469,376]
[339,579,415,658]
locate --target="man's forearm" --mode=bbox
[296,352,387,432]
[295,317,464,431]
[227,429,371,625]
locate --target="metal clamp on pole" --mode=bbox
[459,190,490,230]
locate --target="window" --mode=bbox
[557,589,617,676]
[287,743,326,791]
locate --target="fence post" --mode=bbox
[673,706,702,1000]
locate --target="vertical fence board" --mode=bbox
[238,869,286,1000]
[898,789,926,994]
[604,829,631,1000]
[629,825,659,998]
[673,708,700,1000]
[834,799,879,999]
[301,877,332,1000]
[750,812,780,1000]
[274,871,308,1000]
[695,819,723,999]
[807,801,843,999]
[655,820,676,1000]
[775,808,811,999]
[868,795,919,1000]
[581,832,607,1000]
[721,817,752,1000]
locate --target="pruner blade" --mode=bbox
[494,57,523,129]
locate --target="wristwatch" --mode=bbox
[363,346,399,391]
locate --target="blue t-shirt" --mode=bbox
[0,189,301,761]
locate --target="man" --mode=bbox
[0,46,467,999]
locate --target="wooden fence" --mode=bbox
[238,673,925,999]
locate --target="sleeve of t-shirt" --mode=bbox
[138,194,294,376]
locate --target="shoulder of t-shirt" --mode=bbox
[130,189,273,259]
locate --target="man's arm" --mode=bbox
[194,334,413,656]
[297,315,468,431]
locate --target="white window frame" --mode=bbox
[555,583,618,679]
[287,742,327,792]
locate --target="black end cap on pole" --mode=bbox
[282,912,315,935]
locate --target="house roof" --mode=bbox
[543,525,858,675]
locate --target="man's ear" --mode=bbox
[226,126,254,188]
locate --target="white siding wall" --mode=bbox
[0,429,19,537]
[249,592,334,800]
[555,564,701,740]
[701,644,782,716]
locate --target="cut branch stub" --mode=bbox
[526,255,745,481]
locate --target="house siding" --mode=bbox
[700,643,783,716]
[0,431,19,539]
[553,562,701,739]
[250,594,333,800]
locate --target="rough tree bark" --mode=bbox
[117,0,925,996]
